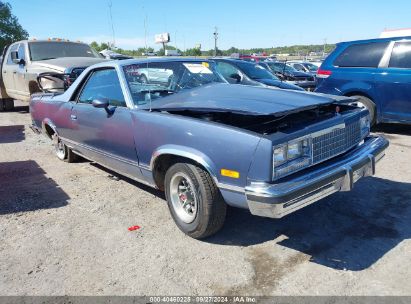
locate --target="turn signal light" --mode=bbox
[221,169,240,179]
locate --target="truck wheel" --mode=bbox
[352,95,376,126]
[52,134,77,163]
[165,163,227,239]
[0,99,14,112]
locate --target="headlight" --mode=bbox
[360,114,370,138]
[274,146,287,166]
[273,137,311,180]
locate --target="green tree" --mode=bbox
[0,1,28,52]
[184,48,202,56]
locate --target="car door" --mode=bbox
[13,43,30,99]
[375,41,411,123]
[2,43,19,97]
[67,67,143,179]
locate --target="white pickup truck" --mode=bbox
[0,39,106,111]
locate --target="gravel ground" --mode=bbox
[0,100,410,296]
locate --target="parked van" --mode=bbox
[315,36,411,125]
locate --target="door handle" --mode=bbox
[2,71,6,74]
[13,71,17,74]
[70,114,77,120]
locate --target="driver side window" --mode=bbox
[78,68,126,107]
[216,62,241,83]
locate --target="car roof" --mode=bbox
[88,57,211,69]
[338,36,411,45]
[210,58,258,65]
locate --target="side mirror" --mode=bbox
[11,51,25,65]
[92,99,113,115]
[92,98,109,109]
[229,73,242,83]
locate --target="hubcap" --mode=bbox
[169,173,198,224]
[53,134,66,160]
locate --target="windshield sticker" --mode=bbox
[183,63,213,74]
[124,65,141,76]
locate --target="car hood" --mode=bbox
[32,57,107,72]
[146,83,354,116]
[256,78,304,91]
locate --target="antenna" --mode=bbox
[213,26,219,56]
[108,1,116,49]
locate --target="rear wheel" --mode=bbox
[52,133,77,163]
[352,95,376,126]
[165,163,227,239]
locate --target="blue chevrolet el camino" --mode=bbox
[30,58,389,239]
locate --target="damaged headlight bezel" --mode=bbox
[360,112,371,139]
[273,136,312,180]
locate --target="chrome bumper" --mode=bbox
[246,136,389,219]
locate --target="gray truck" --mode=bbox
[0,39,106,111]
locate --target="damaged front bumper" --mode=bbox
[246,135,389,219]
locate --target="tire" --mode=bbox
[165,163,227,239]
[0,99,14,112]
[52,133,77,163]
[352,95,376,126]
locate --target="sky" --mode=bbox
[8,0,411,51]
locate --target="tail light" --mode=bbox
[317,69,332,79]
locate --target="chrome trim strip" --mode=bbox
[311,123,346,138]
[61,137,140,168]
[217,183,246,193]
[61,137,156,188]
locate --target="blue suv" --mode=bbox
[315,36,411,125]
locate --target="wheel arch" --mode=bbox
[150,146,219,191]
[41,118,58,139]
[343,90,378,120]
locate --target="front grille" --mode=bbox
[312,120,361,164]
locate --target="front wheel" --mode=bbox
[165,163,227,239]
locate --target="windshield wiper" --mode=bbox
[140,89,175,94]
[37,57,57,61]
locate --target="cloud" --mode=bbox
[80,35,155,49]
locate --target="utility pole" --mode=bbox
[108,1,116,49]
[213,26,219,56]
[323,38,327,57]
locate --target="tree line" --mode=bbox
[89,41,335,57]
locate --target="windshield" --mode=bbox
[267,62,297,73]
[29,42,100,61]
[303,62,319,72]
[236,62,279,80]
[123,61,225,106]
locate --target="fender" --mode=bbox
[149,144,219,184]
[340,82,376,101]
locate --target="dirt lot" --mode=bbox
[0,100,410,296]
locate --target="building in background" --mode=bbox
[380,28,411,38]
